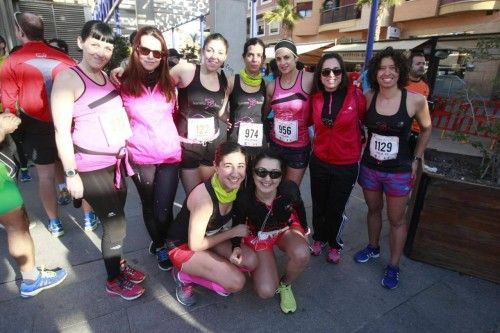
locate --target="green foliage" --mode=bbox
[264,0,302,38]
[180,44,200,63]
[104,35,129,74]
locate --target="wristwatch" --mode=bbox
[64,169,78,177]
[413,156,422,162]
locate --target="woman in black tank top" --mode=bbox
[227,38,268,158]
[167,142,257,306]
[354,48,432,290]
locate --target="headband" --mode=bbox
[274,40,298,57]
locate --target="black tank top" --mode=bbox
[176,65,226,138]
[228,75,267,154]
[361,89,412,172]
[167,179,234,245]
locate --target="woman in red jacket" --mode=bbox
[309,53,366,263]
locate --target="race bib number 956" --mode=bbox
[274,118,298,143]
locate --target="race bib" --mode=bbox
[99,109,132,147]
[187,117,215,141]
[369,133,399,161]
[238,122,263,147]
[274,118,298,143]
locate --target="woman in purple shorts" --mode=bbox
[354,47,431,289]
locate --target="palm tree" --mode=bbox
[264,0,302,39]
[356,0,401,41]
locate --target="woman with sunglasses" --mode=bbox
[354,47,431,290]
[167,142,257,306]
[227,38,267,158]
[118,26,181,272]
[111,33,230,194]
[52,20,145,301]
[265,40,314,186]
[309,53,367,263]
[233,148,310,314]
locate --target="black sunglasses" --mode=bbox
[137,46,163,59]
[321,68,343,77]
[254,168,282,179]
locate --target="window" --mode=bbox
[268,20,280,35]
[261,0,272,5]
[297,2,313,18]
[257,19,265,36]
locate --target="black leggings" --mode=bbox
[131,163,179,249]
[309,154,359,249]
[79,166,127,281]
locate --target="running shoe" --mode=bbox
[106,275,145,300]
[20,267,67,298]
[48,219,64,237]
[156,247,173,271]
[172,268,196,306]
[57,188,72,206]
[310,241,326,256]
[20,170,32,182]
[148,241,156,255]
[327,248,341,264]
[83,212,99,232]
[120,260,146,284]
[277,282,296,314]
[381,265,400,289]
[353,244,380,263]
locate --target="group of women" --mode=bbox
[45,18,430,312]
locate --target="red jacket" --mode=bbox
[312,85,366,165]
[0,41,75,122]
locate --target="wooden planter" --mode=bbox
[404,151,500,284]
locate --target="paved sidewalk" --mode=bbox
[1,133,499,332]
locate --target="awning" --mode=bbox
[324,38,430,53]
[265,41,336,64]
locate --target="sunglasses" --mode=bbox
[321,68,343,77]
[254,168,282,179]
[137,46,163,59]
[13,12,25,35]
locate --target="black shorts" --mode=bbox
[20,114,58,165]
[180,133,226,169]
[270,142,311,169]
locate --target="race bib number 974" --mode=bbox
[238,122,263,147]
[369,133,399,161]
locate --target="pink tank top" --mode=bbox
[270,70,311,148]
[71,67,133,184]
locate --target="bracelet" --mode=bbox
[413,156,422,162]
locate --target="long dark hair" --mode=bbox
[202,33,229,92]
[214,141,247,166]
[121,26,174,101]
[313,52,349,93]
[367,47,409,92]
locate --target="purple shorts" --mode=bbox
[358,165,413,197]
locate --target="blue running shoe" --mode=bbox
[354,244,380,263]
[48,219,64,237]
[382,265,400,289]
[20,170,32,182]
[20,267,67,297]
[84,212,99,232]
[156,247,173,271]
[172,268,196,306]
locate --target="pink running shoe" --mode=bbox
[327,248,341,264]
[120,260,146,284]
[106,275,145,300]
[310,241,326,256]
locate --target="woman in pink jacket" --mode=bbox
[120,26,181,271]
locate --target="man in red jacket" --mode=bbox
[0,12,76,236]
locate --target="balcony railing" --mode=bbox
[320,4,361,25]
[440,0,470,4]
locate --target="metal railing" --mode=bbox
[320,3,361,25]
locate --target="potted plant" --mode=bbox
[404,37,500,284]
